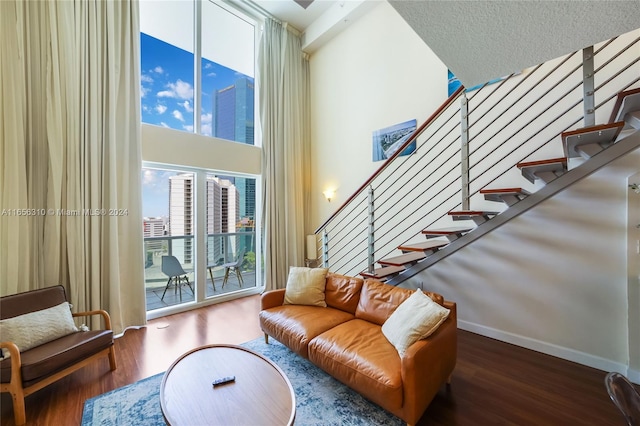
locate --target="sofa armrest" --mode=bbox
[400,301,457,424]
[73,309,113,331]
[261,289,286,310]
[1,341,23,386]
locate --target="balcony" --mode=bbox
[144,232,257,312]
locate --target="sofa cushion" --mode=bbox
[382,289,451,356]
[308,319,403,411]
[259,305,354,358]
[0,330,113,386]
[355,280,446,326]
[325,273,364,314]
[283,267,329,307]
[0,302,78,358]
[355,280,413,325]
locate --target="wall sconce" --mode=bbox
[323,189,336,202]
[630,183,640,194]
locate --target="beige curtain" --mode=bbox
[0,0,146,333]
[259,19,311,291]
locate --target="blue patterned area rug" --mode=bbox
[81,338,404,425]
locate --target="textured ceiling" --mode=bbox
[388,1,640,88]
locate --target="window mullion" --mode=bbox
[194,0,202,134]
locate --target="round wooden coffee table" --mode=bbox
[160,344,295,425]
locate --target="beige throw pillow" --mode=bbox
[283,267,329,307]
[381,289,450,356]
[0,301,78,358]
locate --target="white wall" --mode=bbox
[142,124,261,174]
[403,149,640,376]
[308,1,448,232]
[307,1,640,378]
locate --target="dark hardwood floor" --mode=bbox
[1,294,629,425]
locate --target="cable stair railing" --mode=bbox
[312,29,640,285]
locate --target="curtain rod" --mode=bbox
[231,0,282,24]
[224,0,302,36]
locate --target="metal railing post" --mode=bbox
[583,46,595,127]
[322,229,329,268]
[368,186,375,273]
[461,93,470,210]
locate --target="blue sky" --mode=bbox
[140,32,254,218]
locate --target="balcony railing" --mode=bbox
[143,232,257,311]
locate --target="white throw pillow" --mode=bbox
[283,266,329,307]
[382,289,450,356]
[0,301,78,358]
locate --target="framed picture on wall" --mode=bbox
[372,119,417,162]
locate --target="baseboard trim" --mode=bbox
[627,368,640,384]
[458,320,633,380]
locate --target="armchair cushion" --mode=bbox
[0,330,113,386]
[0,302,78,358]
[381,289,450,356]
[283,267,329,307]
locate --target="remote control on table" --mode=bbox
[212,376,235,387]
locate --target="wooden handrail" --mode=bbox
[314,86,466,234]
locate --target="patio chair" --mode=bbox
[161,255,193,301]
[222,250,245,288]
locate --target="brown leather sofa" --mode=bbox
[260,273,457,426]
[0,285,116,425]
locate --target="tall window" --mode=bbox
[140,0,256,145]
[140,1,261,316]
[143,167,258,311]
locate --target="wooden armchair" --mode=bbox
[0,286,116,425]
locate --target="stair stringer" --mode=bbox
[387,129,640,286]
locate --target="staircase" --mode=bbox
[314,31,640,282]
[364,88,640,284]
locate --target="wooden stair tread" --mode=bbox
[609,87,640,124]
[397,240,449,252]
[479,187,531,195]
[378,251,426,266]
[516,157,568,168]
[360,265,404,280]
[562,121,625,158]
[517,157,568,184]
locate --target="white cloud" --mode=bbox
[172,110,185,122]
[142,169,156,185]
[141,74,154,83]
[207,72,217,78]
[201,112,212,124]
[204,63,213,69]
[201,123,212,136]
[141,85,151,98]
[157,79,193,100]
[160,122,170,128]
[183,125,194,132]
[181,100,193,113]
[153,66,164,74]
[155,104,167,114]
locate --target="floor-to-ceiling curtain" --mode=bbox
[0,0,145,333]
[259,19,311,291]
